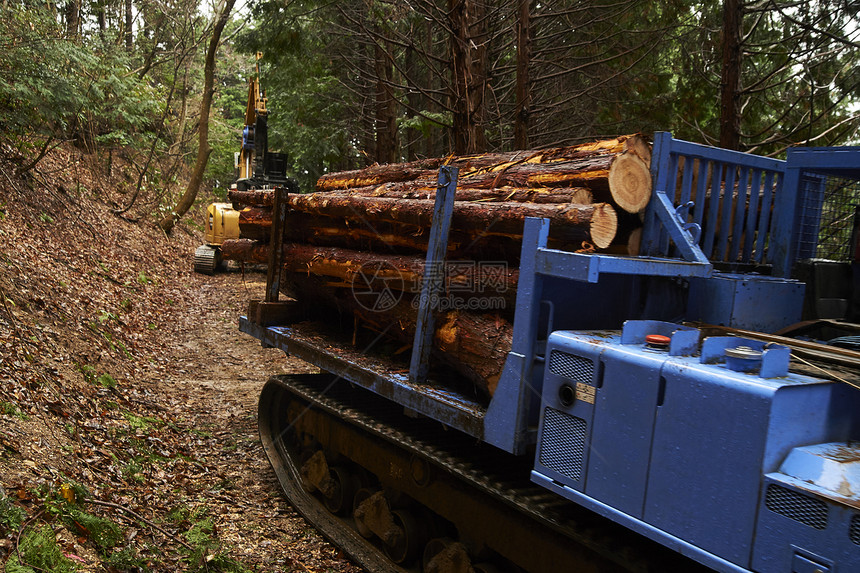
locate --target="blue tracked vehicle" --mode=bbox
[241,133,860,573]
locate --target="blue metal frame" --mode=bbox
[642,132,787,270]
[410,166,458,384]
[772,146,860,277]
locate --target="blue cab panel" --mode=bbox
[532,320,860,573]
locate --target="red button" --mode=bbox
[645,334,671,346]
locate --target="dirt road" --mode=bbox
[146,269,363,572]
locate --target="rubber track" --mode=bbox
[258,373,709,573]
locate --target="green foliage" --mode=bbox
[97,373,118,389]
[182,518,251,573]
[103,546,150,572]
[5,526,77,573]
[0,495,26,533]
[0,401,27,420]
[123,412,163,432]
[61,507,124,555]
[236,4,361,191]
[77,364,117,389]
[0,6,159,159]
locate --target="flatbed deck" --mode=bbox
[239,316,487,439]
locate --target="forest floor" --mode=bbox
[0,145,362,572]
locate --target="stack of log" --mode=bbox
[226,134,652,397]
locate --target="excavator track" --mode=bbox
[258,373,710,573]
[194,245,220,275]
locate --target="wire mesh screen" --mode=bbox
[795,173,860,262]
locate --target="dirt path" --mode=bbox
[143,269,363,572]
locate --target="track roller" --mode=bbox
[323,466,359,515]
[384,509,425,565]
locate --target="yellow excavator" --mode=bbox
[194,53,289,275]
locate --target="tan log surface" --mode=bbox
[314,133,648,192]
[285,193,617,248]
[315,134,651,214]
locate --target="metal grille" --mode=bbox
[549,350,594,384]
[851,514,860,545]
[539,407,587,482]
[795,173,860,262]
[764,484,828,530]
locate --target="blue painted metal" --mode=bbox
[772,146,860,276]
[777,443,860,502]
[483,217,549,454]
[410,166,458,384]
[237,132,860,571]
[642,132,787,269]
[532,320,860,572]
[530,472,752,573]
[687,272,805,332]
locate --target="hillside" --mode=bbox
[0,146,360,572]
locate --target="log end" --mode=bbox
[589,203,618,249]
[623,134,652,168]
[608,152,652,213]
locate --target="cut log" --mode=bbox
[229,185,594,211]
[279,243,519,308]
[229,189,274,209]
[224,240,520,308]
[347,183,594,205]
[237,206,273,242]
[315,162,444,192]
[608,152,652,213]
[315,134,649,196]
[623,134,652,168]
[285,194,617,248]
[221,238,268,263]
[355,301,512,397]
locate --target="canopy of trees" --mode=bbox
[1,0,858,204]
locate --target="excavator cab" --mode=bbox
[194,202,241,275]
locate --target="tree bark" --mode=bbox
[315,135,651,210]
[159,0,236,234]
[283,193,617,248]
[448,0,488,154]
[514,0,532,150]
[231,186,593,208]
[277,243,519,306]
[124,0,133,51]
[720,0,742,150]
[65,0,80,37]
[282,272,511,397]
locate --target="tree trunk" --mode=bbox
[65,0,80,36]
[448,0,487,154]
[284,193,617,248]
[277,243,518,306]
[159,0,236,234]
[124,0,133,51]
[282,272,512,397]
[720,0,742,150]
[336,185,594,205]
[514,0,532,150]
[374,30,399,164]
